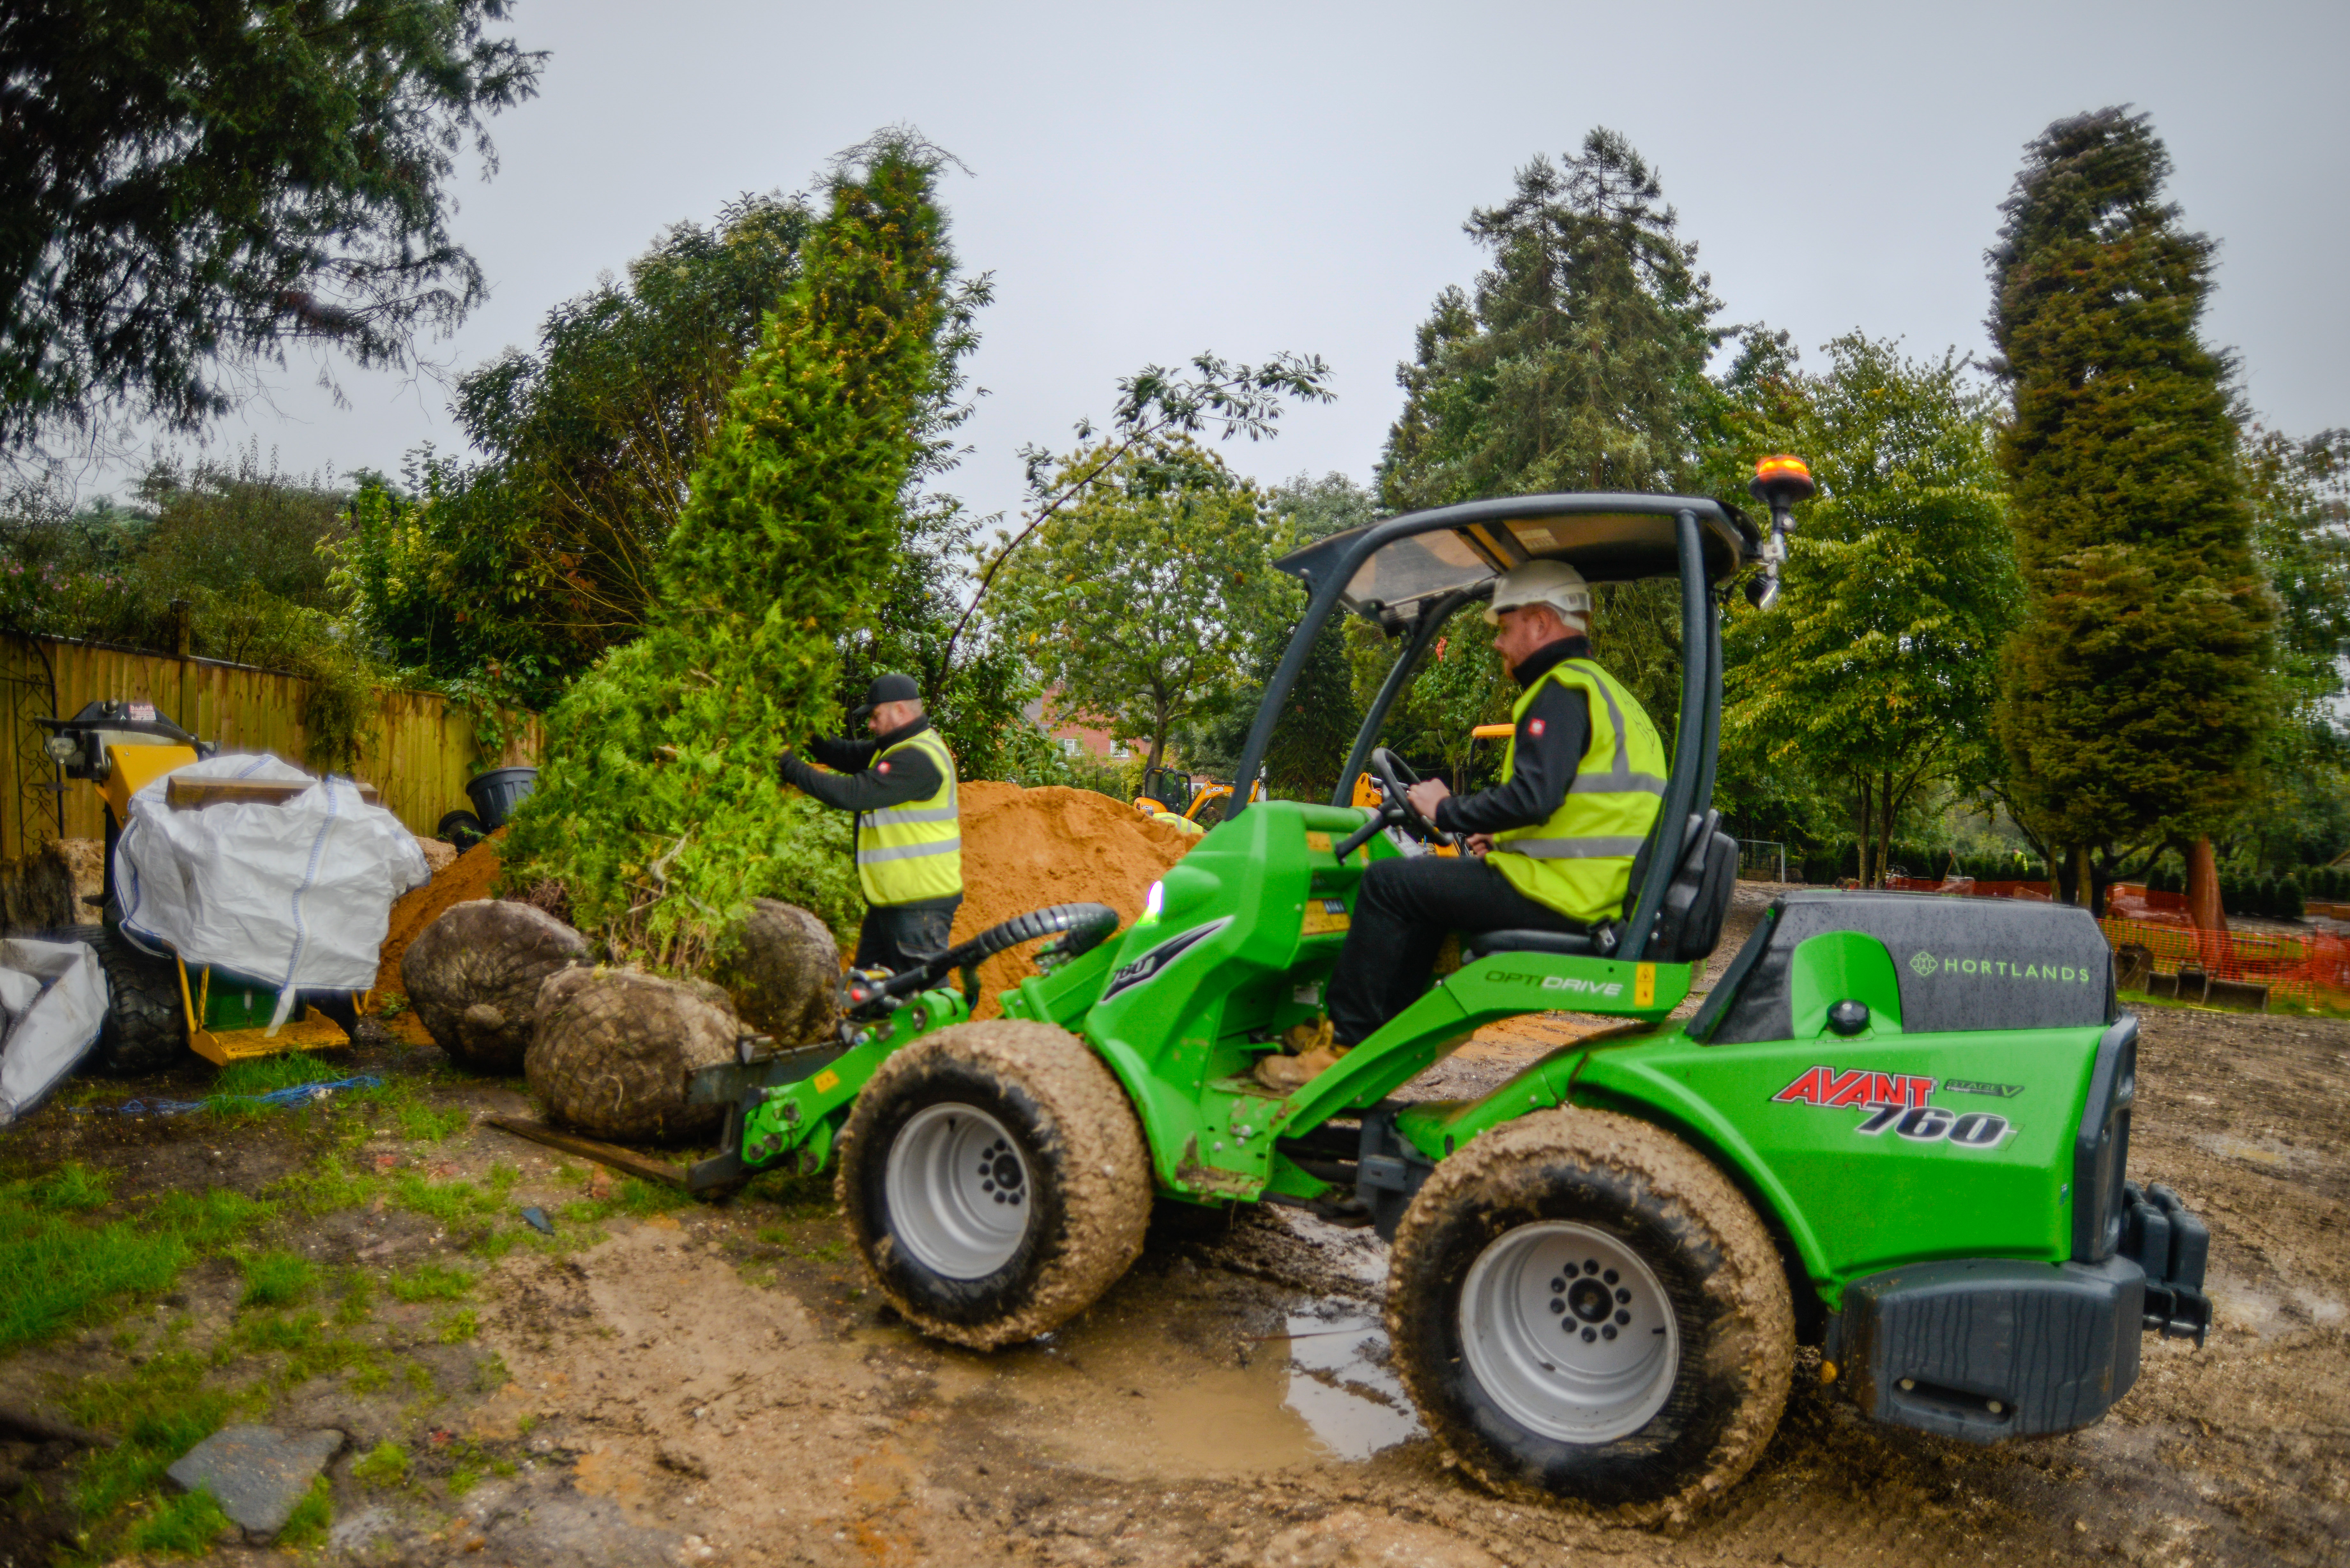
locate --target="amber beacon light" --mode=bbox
[1746,454,1814,608]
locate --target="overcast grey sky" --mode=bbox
[119,0,2350,525]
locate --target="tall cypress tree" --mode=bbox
[1987,108,2270,909]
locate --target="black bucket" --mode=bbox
[464,766,539,830]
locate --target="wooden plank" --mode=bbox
[479,1113,692,1190]
[167,776,381,810]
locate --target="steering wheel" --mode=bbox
[1335,747,1457,862]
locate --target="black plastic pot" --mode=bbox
[464,766,538,830]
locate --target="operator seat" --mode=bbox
[1462,810,1740,965]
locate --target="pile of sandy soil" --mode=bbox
[375,828,507,999]
[951,782,1196,1017]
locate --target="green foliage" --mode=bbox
[387,1262,476,1302]
[1988,109,2272,894]
[337,195,814,713]
[277,1477,334,1549]
[997,438,1293,772]
[501,138,961,967]
[437,1308,480,1343]
[353,1441,412,1488]
[127,1487,232,1554]
[1373,129,1728,755]
[238,1249,318,1309]
[0,0,542,452]
[1722,334,2018,887]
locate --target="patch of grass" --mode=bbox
[391,1166,516,1227]
[335,1269,375,1325]
[448,1464,481,1497]
[386,1262,475,1302]
[0,1183,276,1351]
[349,1354,391,1394]
[405,1360,436,1396]
[472,1350,511,1393]
[213,1053,346,1098]
[397,1101,470,1142]
[239,1248,318,1308]
[492,1457,518,1478]
[277,1475,333,1549]
[29,1160,115,1212]
[746,1168,834,1218]
[563,1177,693,1230]
[150,1187,277,1249]
[62,1346,263,1535]
[438,1308,479,1344]
[757,1225,848,1263]
[127,1487,231,1553]
[352,1440,410,1488]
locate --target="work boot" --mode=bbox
[1254,1039,1349,1092]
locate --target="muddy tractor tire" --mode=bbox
[402,900,586,1073]
[837,1019,1151,1351]
[82,927,186,1074]
[1387,1109,1794,1526]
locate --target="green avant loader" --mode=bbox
[689,470,2211,1519]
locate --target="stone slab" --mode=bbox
[166,1424,344,1537]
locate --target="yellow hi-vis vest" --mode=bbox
[1489,658,1668,924]
[855,727,962,905]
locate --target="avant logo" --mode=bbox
[1908,950,1939,978]
[1100,918,1233,1002]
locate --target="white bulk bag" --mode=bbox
[115,754,432,1029]
[0,937,107,1124]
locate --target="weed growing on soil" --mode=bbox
[276,1477,334,1549]
[388,1262,476,1302]
[353,1441,410,1488]
[336,1269,376,1325]
[561,1176,690,1230]
[239,1248,318,1308]
[438,1308,479,1344]
[128,1488,232,1554]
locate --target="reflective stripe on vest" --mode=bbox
[1488,658,1668,924]
[855,727,962,904]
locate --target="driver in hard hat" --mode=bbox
[778,673,962,976]
[1258,560,1667,1089]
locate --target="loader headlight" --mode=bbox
[1142,880,1164,924]
[42,734,77,764]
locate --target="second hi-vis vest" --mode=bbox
[856,727,962,905]
[1489,659,1667,924]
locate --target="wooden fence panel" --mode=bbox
[0,631,539,856]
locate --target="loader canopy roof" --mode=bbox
[1273,493,1758,627]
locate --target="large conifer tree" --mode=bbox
[1987,108,2270,908]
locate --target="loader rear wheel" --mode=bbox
[837,1019,1150,1350]
[1388,1109,1793,1525]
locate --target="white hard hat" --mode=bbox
[1483,559,1592,625]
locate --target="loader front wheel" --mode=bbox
[837,1020,1151,1350]
[1388,1109,1793,1525]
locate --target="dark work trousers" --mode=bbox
[1326,855,1585,1046]
[854,896,963,975]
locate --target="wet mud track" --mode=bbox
[428,1002,2347,1568]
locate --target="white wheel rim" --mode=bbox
[883,1103,1033,1279]
[1459,1220,1679,1443]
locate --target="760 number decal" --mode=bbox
[1773,1066,2015,1150]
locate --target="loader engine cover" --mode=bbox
[1706,892,2116,1042]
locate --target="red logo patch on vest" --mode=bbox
[1527,719,1546,736]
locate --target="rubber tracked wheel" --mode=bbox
[84,927,186,1074]
[837,1019,1151,1350]
[1387,1109,1793,1525]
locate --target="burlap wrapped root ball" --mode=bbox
[527,968,740,1142]
[713,898,841,1045]
[400,900,587,1072]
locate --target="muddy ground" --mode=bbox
[3,902,2345,1566]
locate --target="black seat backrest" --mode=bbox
[1636,809,1740,963]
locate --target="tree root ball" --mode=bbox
[527,968,739,1143]
[713,899,840,1044]
[400,900,587,1072]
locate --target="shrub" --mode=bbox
[2279,875,2305,920]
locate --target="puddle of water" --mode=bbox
[1279,1310,1423,1461]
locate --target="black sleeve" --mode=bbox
[809,734,877,772]
[778,745,941,813]
[1434,684,1589,836]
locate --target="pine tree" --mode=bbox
[1376,129,1721,729]
[500,138,957,966]
[1987,108,2271,910]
